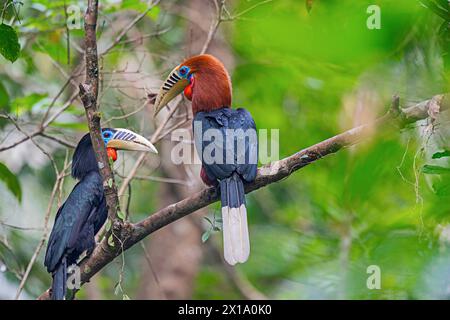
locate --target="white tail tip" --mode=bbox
[222,205,250,265]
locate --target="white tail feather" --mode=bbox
[222,205,250,265]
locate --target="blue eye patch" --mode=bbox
[178,66,190,78]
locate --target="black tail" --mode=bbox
[51,257,67,300]
[219,173,250,265]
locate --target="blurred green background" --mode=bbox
[0,0,449,299]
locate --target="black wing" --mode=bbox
[44,171,104,272]
[193,107,258,183]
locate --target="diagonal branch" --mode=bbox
[37,93,449,299]
[129,95,448,241]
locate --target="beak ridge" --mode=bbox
[153,67,189,116]
[107,129,158,153]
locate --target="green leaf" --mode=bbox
[422,165,450,175]
[436,183,450,196]
[420,0,450,21]
[433,177,450,197]
[201,231,210,243]
[121,0,147,12]
[0,240,21,274]
[105,219,112,232]
[0,162,21,202]
[108,156,114,168]
[11,93,47,115]
[50,122,88,131]
[65,105,84,116]
[147,5,160,21]
[117,210,125,221]
[0,24,20,62]
[108,234,115,247]
[0,82,10,111]
[432,150,450,159]
[31,33,65,62]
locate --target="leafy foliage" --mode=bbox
[0,82,10,111]
[0,162,21,202]
[432,150,450,159]
[0,23,20,62]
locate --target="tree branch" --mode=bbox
[79,0,121,225]
[37,93,449,299]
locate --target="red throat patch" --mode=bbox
[106,147,117,162]
[184,76,194,101]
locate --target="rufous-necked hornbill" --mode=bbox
[154,54,258,265]
[44,128,157,300]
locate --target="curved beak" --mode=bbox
[153,66,189,116]
[106,129,158,153]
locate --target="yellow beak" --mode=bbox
[106,129,158,153]
[153,66,189,116]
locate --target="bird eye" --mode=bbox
[179,66,189,77]
[103,132,111,138]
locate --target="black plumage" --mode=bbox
[194,107,258,184]
[193,107,258,264]
[44,133,107,300]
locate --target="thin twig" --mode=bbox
[6,115,58,173]
[15,167,65,299]
[102,101,147,126]
[39,132,77,149]
[100,0,161,56]
[124,174,191,186]
[0,91,79,153]
[140,242,167,299]
[117,97,183,198]
[118,27,171,46]
[200,0,223,55]
[0,222,44,231]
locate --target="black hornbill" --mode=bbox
[44,128,157,300]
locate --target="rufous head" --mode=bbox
[153,54,232,115]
